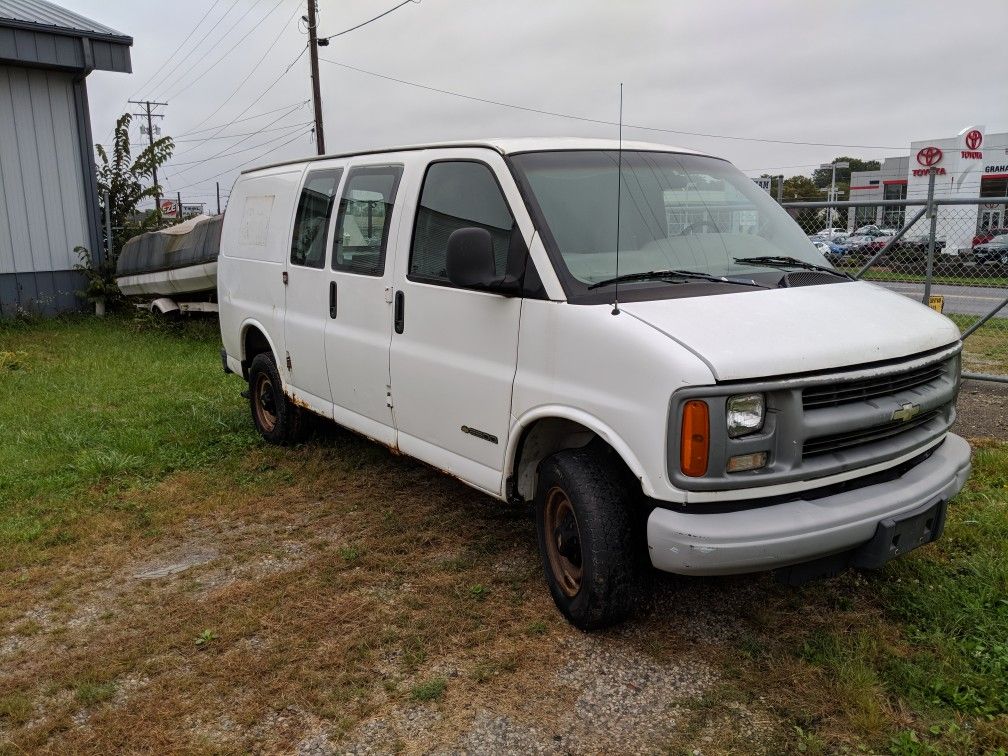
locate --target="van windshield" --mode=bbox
[510,150,836,296]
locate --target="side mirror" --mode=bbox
[446,228,520,294]
[446,228,496,287]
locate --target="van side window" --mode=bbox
[290,168,342,268]
[409,161,515,284]
[332,165,403,276]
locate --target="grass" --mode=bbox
[0,315,1006,753]
[0,314,254,560]
[950,314,1008,376]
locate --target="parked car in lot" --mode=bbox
[972,228,1008,249]
[815,227,847,238]
[973,234,1008,265]
[853,224,883,237]
[218,138,970,629]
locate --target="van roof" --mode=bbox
[240,137,712,175]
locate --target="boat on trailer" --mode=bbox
[115,214,223,315]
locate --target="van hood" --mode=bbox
[620,281,961,381]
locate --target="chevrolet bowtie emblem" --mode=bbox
[891,402,921,422]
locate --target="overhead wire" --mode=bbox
[176,2,302,136]
[317,57,908,151]
[125,0,226,101]
[316,0,419,42]
[157,0,273,101]
[146,0,244,98]
[164,103,311,174]
[171,127,315,192]
[167,120,313,169]
[174,101,309,137]
[164,0,293,103]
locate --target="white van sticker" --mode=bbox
[241,195,275,247]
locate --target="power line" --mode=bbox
[126,0,226,101]
[190,46,308,145]
[167,120,312,168]
[317,0,419,42]
[157,0,272,100]
[146,0,243,98]
[178,2,301,136]
[173,120,315,144]
[171,127,314,192]
[165,105,309,177]
[164,0,292,102]
[318,57,908,151]
[174,101,309,137]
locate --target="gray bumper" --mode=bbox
[647,433,972,575]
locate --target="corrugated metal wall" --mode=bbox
[0,63,89,315]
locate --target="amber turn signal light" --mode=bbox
[680,400,710,477]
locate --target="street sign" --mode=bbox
[928,295,944,314]
[753,177,772,193]
[159,200,204,219]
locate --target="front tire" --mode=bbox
[535,445,645,630]
[247,353,303,444]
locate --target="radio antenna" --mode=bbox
[612,82,623,316]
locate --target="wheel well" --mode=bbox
[242,325,272,379]
[511,418,632,503]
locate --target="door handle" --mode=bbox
[394,290,405,334]
[329,281,337,319]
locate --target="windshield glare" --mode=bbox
[511,150,832,290]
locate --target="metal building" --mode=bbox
[0,0,131,316]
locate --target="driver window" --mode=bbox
[409,161,515,284]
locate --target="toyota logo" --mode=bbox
[916,146,943,167]
[965,129,983,150]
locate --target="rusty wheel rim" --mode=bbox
[544,486,583,598]
[253,373,278,433]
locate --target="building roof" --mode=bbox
[0,0,130,43]
[244,137,712,175]
[0,0,131,72]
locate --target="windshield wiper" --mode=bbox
[587,268,767,290]
[733,256,852,279]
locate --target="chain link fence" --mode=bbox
[785,185,1008,382]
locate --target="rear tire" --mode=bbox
[535,445,646,630]
[247,353,304,444]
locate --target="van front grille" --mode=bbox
[802,410,940,459]
[802,359,948,410]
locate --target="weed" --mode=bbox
[0,693,32,725]
[410,677,446,702]
[338,545,362,562]
[0,350,28,370]
[526,620,548,636]
[468,584,488,601]
[195,629,216,647]
[74,680,117,707]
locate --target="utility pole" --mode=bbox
[129,99,168,212]
[306,0,326,155]
[819,160,849,233]
[216,182,221,215]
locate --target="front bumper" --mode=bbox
[647,433,972,575]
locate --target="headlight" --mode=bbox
[727,393,764,437]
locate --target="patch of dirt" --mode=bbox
[954,379,1008,440]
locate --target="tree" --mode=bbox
[812,156,881,189]
[782,175,821,201]
[76,114,173,308]
[96,113,174,259]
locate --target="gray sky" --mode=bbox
[75,0,1008,208]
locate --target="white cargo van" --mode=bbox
[218,138,971,629]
